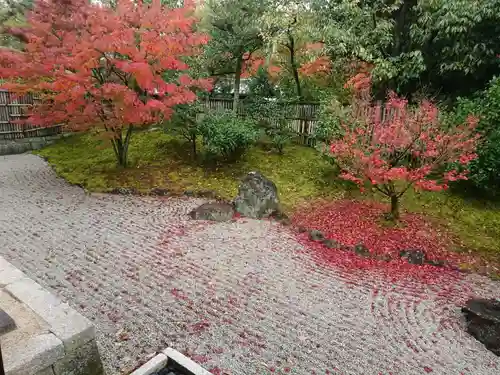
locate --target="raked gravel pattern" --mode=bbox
[1,153,499,375]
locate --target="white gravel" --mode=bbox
[0,153,499,375]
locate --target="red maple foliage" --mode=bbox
[292,199,480,281]
[0,0,212,166]
[298,56,332,76]
[331,73,480,219]
[241,44,330,83]
[241,52,282,80]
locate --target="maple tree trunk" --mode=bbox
[390,194,400,221]
[233,53,243,114]
[111,126,133,167]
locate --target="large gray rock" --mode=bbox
[189,202,235,222]
[233,171,281,219]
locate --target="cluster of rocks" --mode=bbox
[186,172,446,267]
[188,171,288,223]
[306,228,446,266]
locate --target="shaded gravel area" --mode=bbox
[1,154,500,375]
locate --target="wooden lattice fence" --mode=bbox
[0,90,63,140]
[204,98,320,145]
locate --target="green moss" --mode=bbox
[401,189,500,260]
[36,130,343,210]
[36,130,500,259]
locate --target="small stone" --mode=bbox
[270,210,291,225]
[116,328,129,342]
[195,190,217,199]
[297,226,308,233]
[279,217,292,226]
[308,230,325,241]
[183,190,195,197]
[399,249,426,265]
[375,254,392,262]
[425,259,446,267]
[110,187,137,195]
[322,239,339,249]
[189,202,235,222]
[150,188,169,196]
[354,244,370,257]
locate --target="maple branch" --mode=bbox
[374,184,391,197]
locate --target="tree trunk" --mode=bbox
[390,194,400,221]
[288,32,302,100]
[233,53,243,114]
[111,126,133,167]
[191,135,197,158]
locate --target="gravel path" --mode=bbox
[1,154,499,375]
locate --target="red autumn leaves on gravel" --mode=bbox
[292,199,473,277]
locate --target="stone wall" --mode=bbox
[0,256,105,375]
[0,135,64,156]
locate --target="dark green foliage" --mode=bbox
[313,97,347,144]
[198,110,259,161]
[314,0,500,99]
[449,77,500,197]
[0,0,32,49]
[243,97,293,154]
[247,67,278,98]
[165,101,206,158]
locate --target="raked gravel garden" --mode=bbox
[1,153,500,375]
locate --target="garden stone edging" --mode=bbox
[108,187,224,201]
[304,228,451,266]
[129,347,211,375]
[0,134,67,156]
[0,256,105,375]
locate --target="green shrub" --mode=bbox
[198,110,258,161]
[448,76,500,198]
[313,97,348,143]
[243,98,293,154]
[164,101,206,158]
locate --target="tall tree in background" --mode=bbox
[260,0,315,100]
[0,0,212,167]
[0,0,32,49]
[203,0,268,111]
[312,0,500,99]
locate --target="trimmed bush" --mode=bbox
[198,110,258,161]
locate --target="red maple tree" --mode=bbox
[0,0,212,166]
[330,73,480,219]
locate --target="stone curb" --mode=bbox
[5,334,64,375]
[0,256,103,375]
[163,348,212,375]
[5,278,95,353]
[129,353,168,375]
[130,348,212,375]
